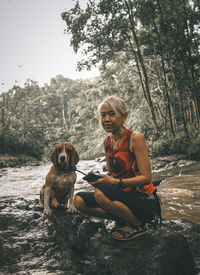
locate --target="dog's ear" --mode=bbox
[51,147,58,166]
[70,147,79,167]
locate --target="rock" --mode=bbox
[151,154,196,172]
[0,198,198,274]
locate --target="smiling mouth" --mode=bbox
[103,124,113,131]
[104,126,112,130]
[104,124,112,127]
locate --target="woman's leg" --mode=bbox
[94,188,141,226]
[74,187,154,239]
[74,195,114,219]
[94,188,145,240]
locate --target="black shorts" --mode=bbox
[75,183,156,223]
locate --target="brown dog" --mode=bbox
[39,142,79,215]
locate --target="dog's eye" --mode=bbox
[66,149,71,154]
[57,147,62,153]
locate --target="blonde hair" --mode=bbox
[98,95,128,115]
[98,95,128,126]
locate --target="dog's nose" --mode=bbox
[60,155,65,162]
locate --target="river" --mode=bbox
[0,155,200,224]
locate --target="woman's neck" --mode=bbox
[112,127,126,142]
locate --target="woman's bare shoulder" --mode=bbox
[130,131,148,154]
[131,131,145,142]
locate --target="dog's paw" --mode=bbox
[43,207,52,215]
[51,198,60,208]
[68,204,77,213]
[51,202,60,208]
[39,201,44,208]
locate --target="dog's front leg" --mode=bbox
[67,186,76,213]
[43,186,52,215]
[39,188,44,208]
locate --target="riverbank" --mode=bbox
[0,154,41,168]
[1,155,199,274]
[0,198,198,274]
[1,155,199,224]
[0,152,197,170]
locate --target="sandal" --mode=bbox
[110,224,147,241]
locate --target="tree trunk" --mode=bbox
[61,98,68,131]
[170,63,189,137]
[125,0,158,129]
[1,94,6,154]
[150,8,176,136]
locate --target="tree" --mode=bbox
[135,0,200,133]
[62,0,200,135]
[62,0,158,128]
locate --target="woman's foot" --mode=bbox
[110,224,147,241]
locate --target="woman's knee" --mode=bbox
[74,195,85,211]
[94,188,111,208]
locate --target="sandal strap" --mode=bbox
[110,225,146,240]
[125,224,146,232]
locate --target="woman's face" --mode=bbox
[100,105,127,133]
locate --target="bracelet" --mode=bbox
[118,179,123,188]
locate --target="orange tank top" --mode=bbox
[104,129,155,199]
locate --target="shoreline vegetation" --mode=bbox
[0,145,199,169]
[0,154,41,168]
[1,74,199,165]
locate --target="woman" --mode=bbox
[74,96,157,241]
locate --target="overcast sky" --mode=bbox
[0,0,99,94]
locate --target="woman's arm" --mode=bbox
[128,131,152,185]
[89,132,152,188]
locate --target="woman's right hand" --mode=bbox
[88,174,118,186]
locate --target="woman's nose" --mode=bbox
[104,114,111,121]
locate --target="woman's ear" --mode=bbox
[70,147,79,167]
[123,112,128,124]
[124,112,128,119]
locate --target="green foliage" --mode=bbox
[0,71,199,161]
[0,115,46,160]
[148,126,200,160]
[0,0,200,162]
[62,0,200,136]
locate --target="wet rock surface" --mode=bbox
[0,199,199,274]
[151,154,195,170]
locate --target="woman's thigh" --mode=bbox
[95,183,156,223]
[76,184,156,223]
[75,191,99,208]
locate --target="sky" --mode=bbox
[0,0,99,94]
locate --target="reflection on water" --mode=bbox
[0,160,105,199]
[0,158,199,224]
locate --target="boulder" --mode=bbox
[0,198,198,274]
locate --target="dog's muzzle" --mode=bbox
[60,155,66,162]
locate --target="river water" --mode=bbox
[0,156,200,224]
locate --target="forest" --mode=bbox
[0,0,200,162]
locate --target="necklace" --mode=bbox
[111,128,126,149]
[110,128,126,172]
